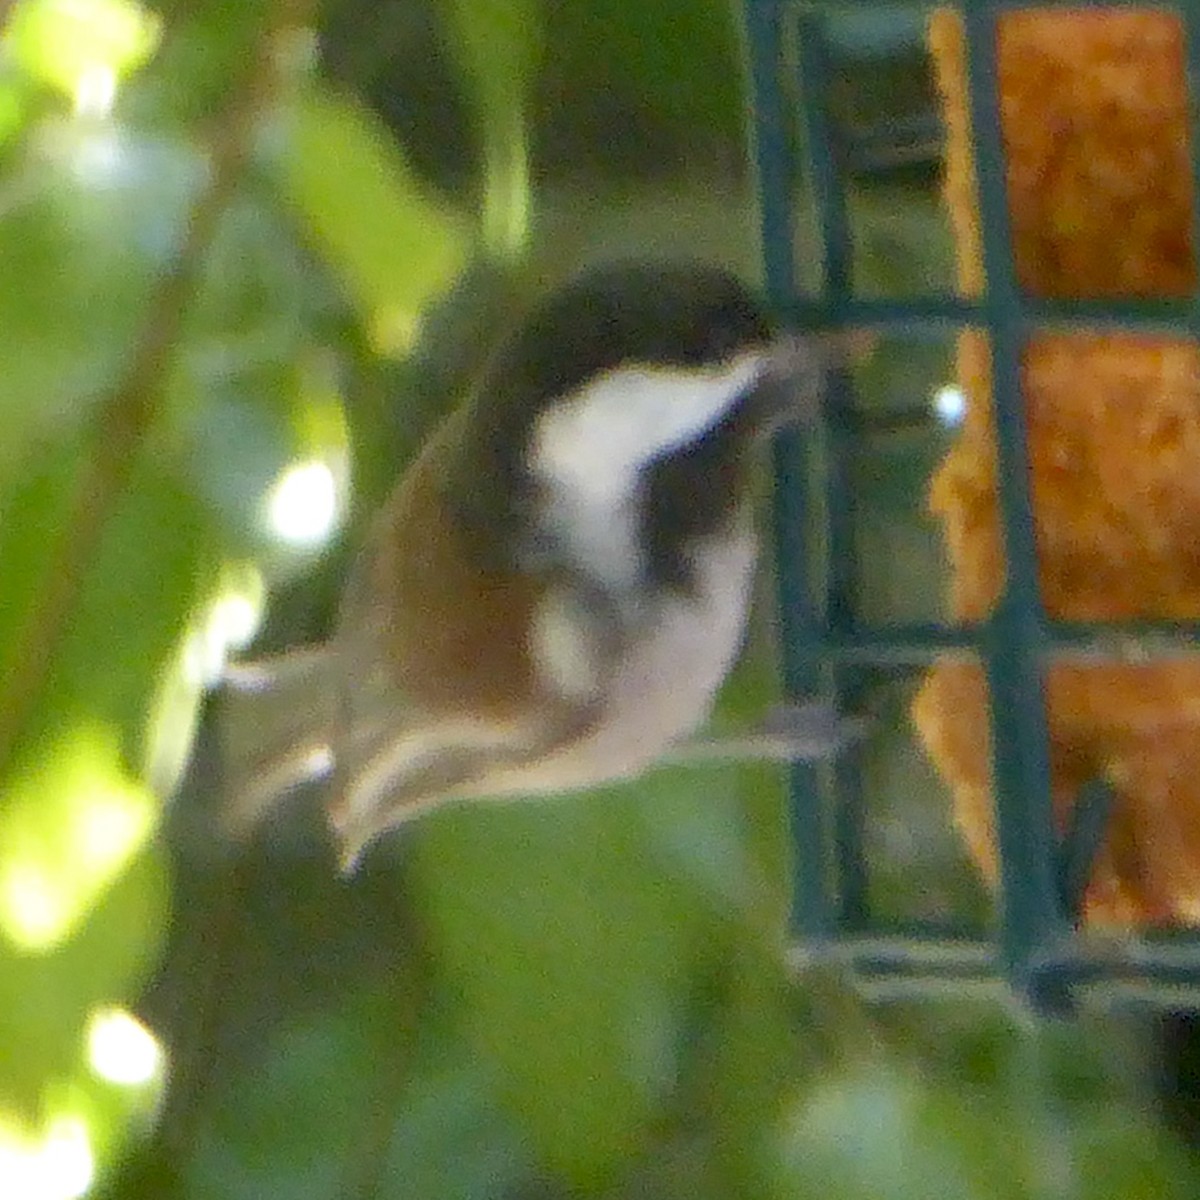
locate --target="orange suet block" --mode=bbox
[912,9,1200,923]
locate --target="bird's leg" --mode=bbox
[662,700,868,766]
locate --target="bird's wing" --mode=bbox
[323,445,612,866]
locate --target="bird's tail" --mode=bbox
[216,644,337,837]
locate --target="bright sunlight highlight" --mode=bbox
[144,563,267,797]
[0,1114,94,1200]
[265,460,339,548]
[86,1007,164,1087]
[0,727,155,952]
[72,62,116,117]
[181,565,267,687]
[932,383,966,427]
[0,864,62,951]
[5,0,160,105]
[209,588,264,651]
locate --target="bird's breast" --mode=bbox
[462,521,759,798]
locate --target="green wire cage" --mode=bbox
[746,0,1200,1011]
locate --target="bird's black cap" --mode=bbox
[449,260,782,578]
[497,260,774,399]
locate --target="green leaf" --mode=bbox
[0,122,202,480]
[5,0,161,102]
[377,1006,538,1199]
[170,192,348,560]
[0,72,32,147]
[1074,1111,1200,1200]
[439,0,542,255]
[182,986,394,1200]
[536,0,744,164]
[125,1,273,126]
[783,1065,1000,1200]
[181,988,535,1200]
[278,86,469,357]
[684,939,807,1200]
[0,445,213,747]
[408,776,737,1187]
[0,844,168,1120]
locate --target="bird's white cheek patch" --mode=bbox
[529,354,767,592]
[533,355,767,485]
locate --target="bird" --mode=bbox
[220,259,858,868]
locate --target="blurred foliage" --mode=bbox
[0,1,1196,1199]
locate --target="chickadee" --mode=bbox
[222,260,856,867]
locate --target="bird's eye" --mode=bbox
[701,296,772,364]
[701,318,764,364]
[700,327,736,362]
[700,317,752,362]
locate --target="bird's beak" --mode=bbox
[752,328,873,431]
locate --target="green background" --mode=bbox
[0,1,1194,1197]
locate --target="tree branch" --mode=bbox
[0,1,315,773]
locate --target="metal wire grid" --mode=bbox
[745,0,1200,1007]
